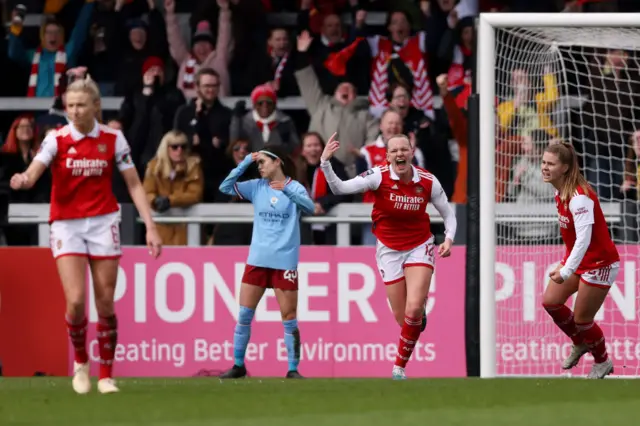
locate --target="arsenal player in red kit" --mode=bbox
[541,142,618,379]
[10,77,162,394]
[320,132,457,379]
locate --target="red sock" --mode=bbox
[395,316,422,368]
[576,321,608,363]
[543,304,582,345]
[97,315,118,380]
[66,315,88,364]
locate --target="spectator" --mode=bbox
[211,139,255,246]
[495,67,559,201]
[114,4,169,97]
[8,1,94,97]
[324,9,434,118]
[505,131,556,241]
[245,27,299,96]
[297,0,351,94]
[174,68,233,200]
[230,84,300,154]
[191,0,268,96]
[295,31,378,176]
[585,49,640,201]
[120,56,186,177]
[437,12,474,90]
[165,0,232,99]
[299,132,350,245]
[143,130,204,245]
[1,114,51,245]
[436,74,467,202]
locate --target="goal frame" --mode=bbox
[478,13,640,378]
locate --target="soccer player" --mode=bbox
[319,132,457,380]
[218,144,315,379]
[541,142,618,379]
[10,76,162,394]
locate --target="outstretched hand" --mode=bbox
[321,132,340,162]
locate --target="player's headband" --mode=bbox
[258,150,281,162]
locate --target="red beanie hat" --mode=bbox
[142,56,164,75]
[250,84,277,105]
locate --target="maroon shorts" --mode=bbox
[242,265,299,291]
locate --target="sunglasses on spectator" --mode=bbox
[233,145,248,152]
[255,100,274,107]
[169,144,186,151]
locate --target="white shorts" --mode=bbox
[376,236,435,285]
[580,262,620,288]
[50,211,121,259]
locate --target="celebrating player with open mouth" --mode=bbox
[218,145,315,379]
[10,76,162,394]
[319,132,457,380]
[541,142,618,379]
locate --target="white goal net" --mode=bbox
[480,14,640,378]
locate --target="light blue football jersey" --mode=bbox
[219,155,315,271]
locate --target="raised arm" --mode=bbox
[559,194,594,281]
[319,132,382,195]
[219,153,257,200]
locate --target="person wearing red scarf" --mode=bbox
[300,132,351,244]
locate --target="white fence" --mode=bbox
[7,202,623,247]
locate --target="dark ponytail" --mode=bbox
[260,144,298,180]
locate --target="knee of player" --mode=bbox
[65,301,85,319]
[280,309,297,322]
[94,297,115,318]
[404,303,423,320]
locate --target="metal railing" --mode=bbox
[7,202,624,247]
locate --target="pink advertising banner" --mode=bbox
[74,245,640,377]
[495,245,640,377]
[76,247,468,378]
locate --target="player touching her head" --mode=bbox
[541,142,618,379]
[320,132,457,380]
[10,76,162,394]
[218,144,315,379]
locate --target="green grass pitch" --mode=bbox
[1,377,639,425]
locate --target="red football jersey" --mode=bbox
[360,138,387,203]
[365,165,445,251]
[556,186,619,274]
[34,122,135,222]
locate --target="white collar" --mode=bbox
[69,120,100,141]
[374,135,385,148]
[389,164,420,183]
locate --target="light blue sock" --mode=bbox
[233,306,255,367]
[283,319,300,371]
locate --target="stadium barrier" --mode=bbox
[7,202,623,247]
[1,245,638,378]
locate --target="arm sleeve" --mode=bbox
[320,159,382,194]
[218,155,256,201]
[115,130,135,172]
[430,177,457,242]
[282,181,315,215]
[33,132,58,167]
[559,194,595,280]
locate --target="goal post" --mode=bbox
[478,13,640,378]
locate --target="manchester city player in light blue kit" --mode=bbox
[218,144,315,379]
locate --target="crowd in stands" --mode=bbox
[0,0,639,246]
